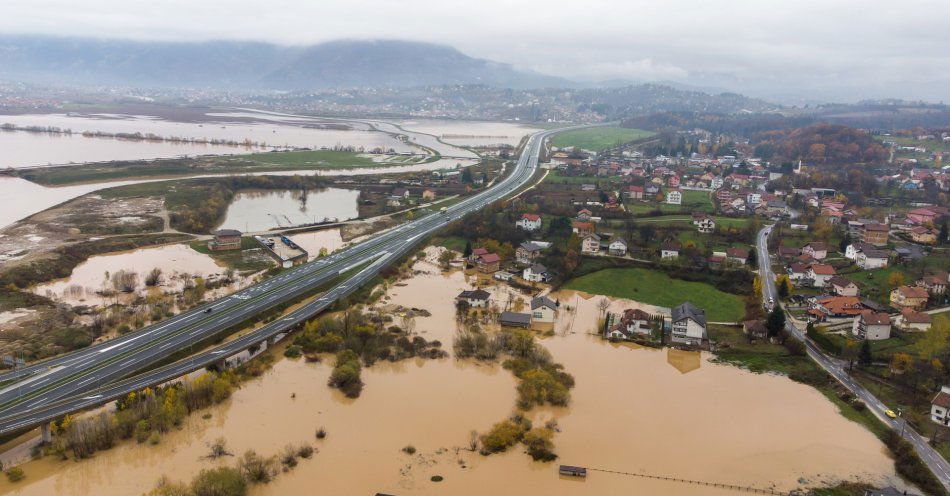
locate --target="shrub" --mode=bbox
[5,467,24,483]
[238,450,276,483]
[479,417,531,454]
[283,345,302,358]
[190,467,247,496]
[148,431,161,445]
[134,420,152,443]
[402,445,416,455]
[280,445,299,468]
[522,428,557,461]
[316,427,327,439]
[296,445,315,459]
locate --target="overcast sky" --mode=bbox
[2,0,949,102]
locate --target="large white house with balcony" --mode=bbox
[670,302,707,346]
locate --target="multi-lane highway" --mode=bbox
[0,124,591,433]
[756,225,950,492]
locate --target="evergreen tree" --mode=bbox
[858,339,872,367]
[766,305,786,337]
[747,247,757,267]
[463,241,472,258]
[940,221,949,245]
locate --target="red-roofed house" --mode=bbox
[516,213,542,231]
[890,285,929,310]
[475,252,501,273]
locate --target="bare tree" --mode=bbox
[144,268,163,287]
[111,270,139,293]
[597,297,610,318]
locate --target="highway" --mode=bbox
[756,225,950,492]
[0,124,592,433]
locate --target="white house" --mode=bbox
[932,386,950,426]
[896,309,932,332]
[581,234,601,254]
[845,242,874,260]
[530,296,558,323]
[852,312,891,340]
[516,213,542,231]
[856,249,889,270]
[696,217,716,234]
[802,242,828,260]
[670,302,707,346]
[665,190,682,205]
[608,238,628,256]
[456,289,491,308]
[711,176,724,189]
[661,241,680,259]
[746,192,762,206]
[523,264,548,283]
[806,264,836,287]
[828,276,860,297]
[493,271,514,282]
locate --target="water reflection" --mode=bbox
[666,348,702,374]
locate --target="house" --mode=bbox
[917,274,948,295]
[625,185,644,200]
[456,289,491,308]
[809,296,865,318]
[742,320,768,340]
[670,302,707,346]
[766,199,789,217]
[932,386,950,426]
[856,249,889,270]
[209,229,242,251]
[572,221,595,236]
[608,238,628,256]
[516,213,542,231]
[802,242,828,260]
[530,296,558,323]
[499,311,532,329]
[726,247,749,265]
[470,247,489,264]
[896,309,932,332]
[660,241,680,259]
[665,190,682,205]
[778,246,801,259]
[516,241,544,264]
[828,276,860,297]
[890,285,929,310]
[580,233,601,254]
[391,187,410,199]
[806,264,837,287]
[523,263,549,283]
[852,312,892,340]
[475,252,501,273]
[576,208,593,221]
[910,226,937,244]
[909,206,947,225]
[619,308,653,336]
[421,189,436,201]
[696,217,716,234]
[862,223,890,246]
[845,242,875,260]
[493,271,514,282]
[788,262,810,284]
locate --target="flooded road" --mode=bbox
[217,188,360,232]
[0,251,907,495]
[398,119,539,147]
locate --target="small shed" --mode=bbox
[559,465,587,477]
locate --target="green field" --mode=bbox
[550,127,654,151]
[564,267,745,321]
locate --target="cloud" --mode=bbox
[1,0,949,101]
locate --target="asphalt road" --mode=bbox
[0,124,590,433]
[756,225,950,492]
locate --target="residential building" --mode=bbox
[890,285,929,310]
[670,302,707,346]
[856,249,889,270]
[576,208,593,221]
[808,296,865,319]
[581,234,601,254]
[608,238,628,256]
[742,320,768,340]
[896,309,932,332]
[917,274,948,295]
[852,312,892,340]
[572,221,595,236]
[910,226,937,244]
[802,242,828,260]
[618,308,654,337]
[499,311,531,329]
[665,190,682,205]
[469,247,488,264]
[625,185,644,200]
[696,217,716,234]
[456,289,491,308]
[862,223,889,246]
[726,247,749,265]
[209,229,242,251]
[530,296,558,323]
[660,241,680,259]
[475,252,501,273]
[932,386,950,426]
[845,242,874,260]
[788,262,809,284]
[523,263,549,283]
[806,264,837,287]
[421,189,436,201]
[516,213,542,231]
[828,276,860,297]
[493,271,514,282]
[516,241,543,264]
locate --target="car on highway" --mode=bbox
[204,307,213,314]
[885,409,898,419]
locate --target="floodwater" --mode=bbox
[399,119,538,147]
[217,188,360,232]
[31,244,225,307]
[0,250,907,496]
[0,130,263,169]
[0,112,414,168]
[287,229,345,260]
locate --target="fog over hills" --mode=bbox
[0,36,572,90]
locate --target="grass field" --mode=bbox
[550,127,654,151]
[564,267,745,321]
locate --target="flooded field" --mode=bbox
[288,229,345,260]
[0,250,909,495]
[31,244,226,307]
[0,112,415,168]
[217,188,360,232]
[399,119,539,147]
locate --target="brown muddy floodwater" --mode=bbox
[1,249,908,495]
